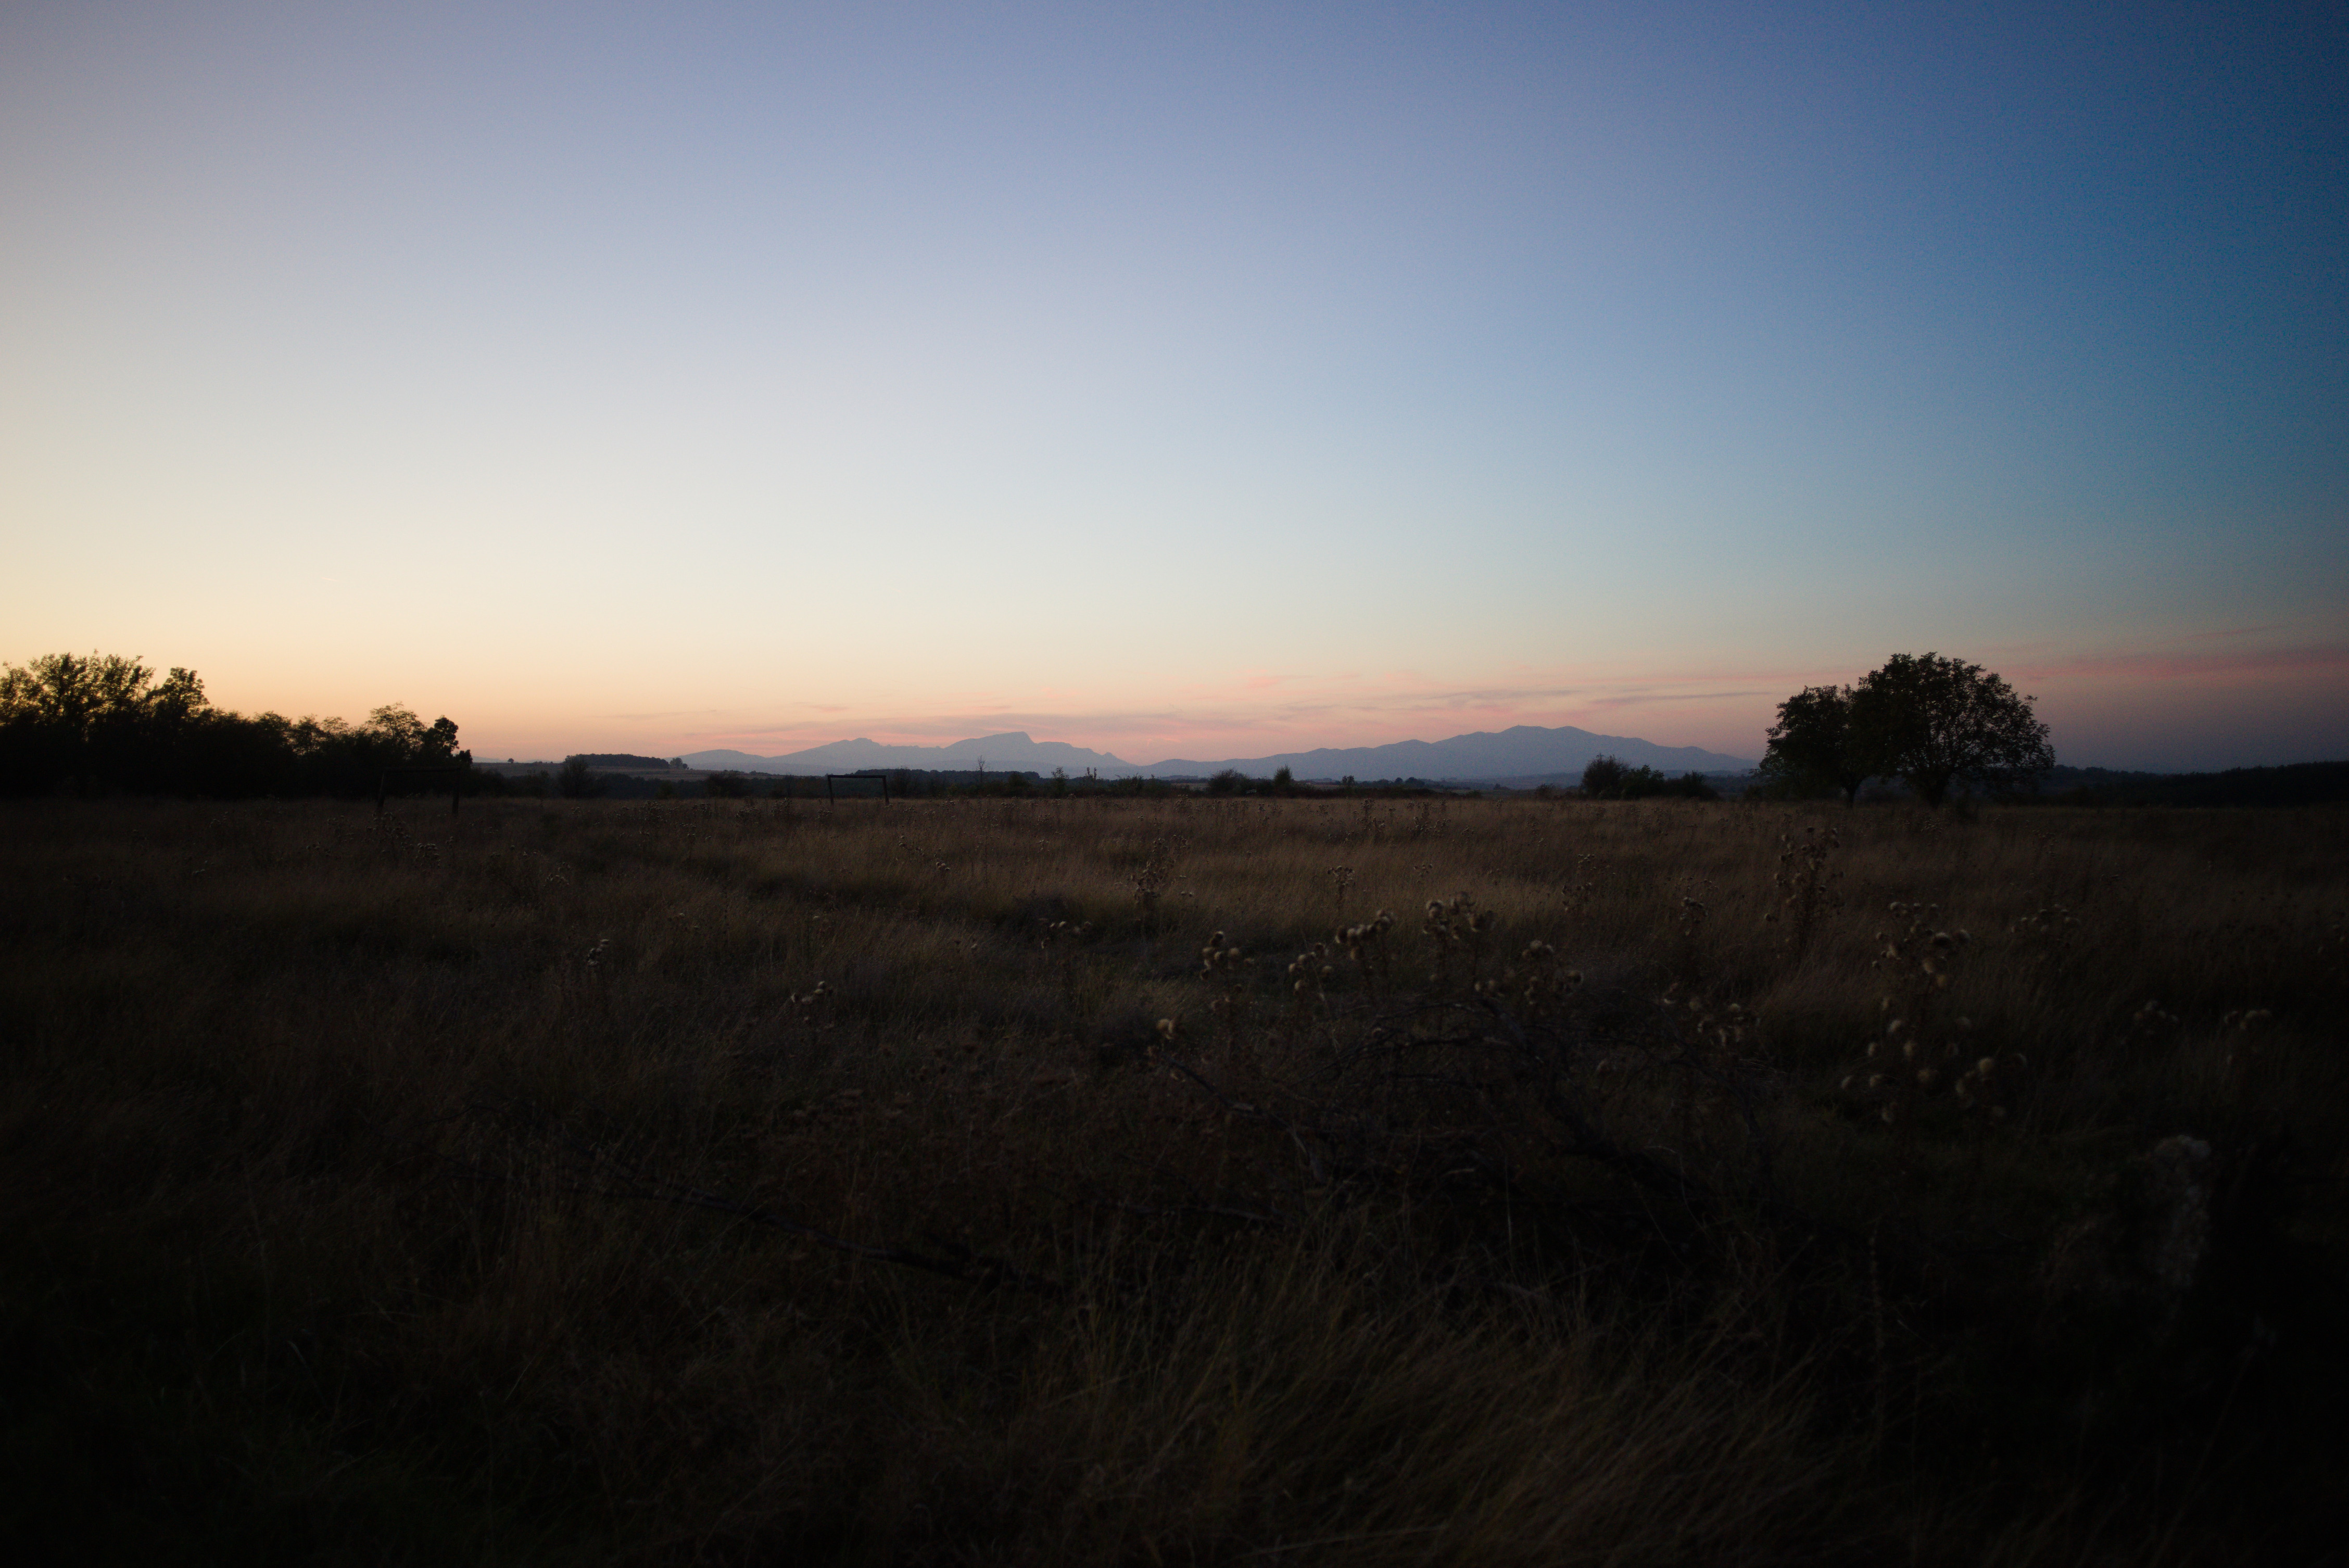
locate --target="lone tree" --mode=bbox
[1848,652,2052,807]
[1758,685,1874,805]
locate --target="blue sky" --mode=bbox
[4,1,2342,768]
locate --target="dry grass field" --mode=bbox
[3,794,2344,1563]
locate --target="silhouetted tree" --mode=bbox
[1758,685,1874,804]
[0,652,475,798]
[1581,755,1627,798]
[1582,753,1720,802]
[1847,653,2052,807]
[1,652,224,794]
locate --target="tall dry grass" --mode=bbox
[1,794,2342,1563]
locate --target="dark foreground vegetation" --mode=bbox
[3,794,2343,1563]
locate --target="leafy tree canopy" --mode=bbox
[1758,685,1871,805]
[0,651,209,734]
[1760,656,2053,807]
[1848,652,2052,807]
[1,651,469,799]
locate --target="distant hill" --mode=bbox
[685,724,1753,781]
[573,753,682,770]
[684,732,1131,776]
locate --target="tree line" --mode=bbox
[0,652,472,799]
[1576,756,1721,800]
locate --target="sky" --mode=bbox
[3,1,2343,771]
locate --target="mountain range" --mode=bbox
[682,725,1755,783]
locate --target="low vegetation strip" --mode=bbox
[2,794,2342,1562]
[2040,760,2349,808]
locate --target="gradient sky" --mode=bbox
[4,2,2343,769]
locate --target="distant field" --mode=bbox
[3,796,2342,1562]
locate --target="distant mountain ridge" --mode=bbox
[1138,725,1752,780]
[685,733,1130,777]
[683,725,1754,781]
